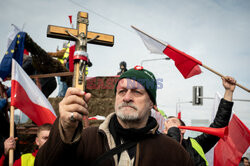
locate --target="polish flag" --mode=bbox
[88,115,106,121]
[132,26,202,79]
[68,15,74,28]
[177,111,181,120]
[11,59,56,126]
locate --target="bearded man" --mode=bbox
[35,66,194,166]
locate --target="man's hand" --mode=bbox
[4,137,17,155]
[59,87,91,138]
[222,76,236,101]
[222,76,236,92]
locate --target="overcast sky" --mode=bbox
[0,0,250,133]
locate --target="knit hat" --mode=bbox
[114,65,157,105]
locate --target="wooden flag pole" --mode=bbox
[131,25,250,93]
[131,25,167,46]
[202,64,250,92]
[9,106,15,166]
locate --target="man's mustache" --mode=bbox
[118,103,138,110]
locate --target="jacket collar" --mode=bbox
[99,113,159,135]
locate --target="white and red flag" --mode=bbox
[131,26,250,92]
[11,59,56,126]
[68,15,74,28]
[88,115,106,121]
[132,26,202,79]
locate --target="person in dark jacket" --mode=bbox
[164,76,236,166]
[35,66,194,166]
[117,61,128,75]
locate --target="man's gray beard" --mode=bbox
[115,103,139,121]
[116,110,139,121]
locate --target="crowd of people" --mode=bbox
[0,124,52,166]
[0,58,249,166]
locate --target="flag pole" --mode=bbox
[131,25,250,93]
[202,64,250,92]
[9,59,15,166]
[131,25,167,46]
[9,106,15,166]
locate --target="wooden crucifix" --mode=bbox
[47,11,114,127]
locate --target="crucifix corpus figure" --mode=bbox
[47,11,114,127]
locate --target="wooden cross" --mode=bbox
[47,11,114,126]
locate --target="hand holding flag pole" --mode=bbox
[9,59,57,166]
[9,106,15,166]
[131,25,250,93]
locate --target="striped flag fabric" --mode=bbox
[132,26,202,79]
[88,115,106,121]
[11,59,56,126]
[68,15,74,28]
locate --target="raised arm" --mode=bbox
[195,76,236,153]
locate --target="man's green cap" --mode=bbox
[114,66,157,105]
